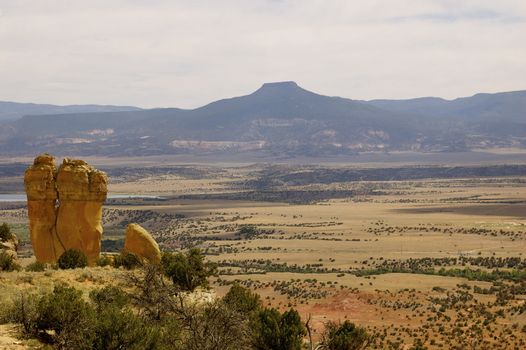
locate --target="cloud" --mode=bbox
[0,0,525,108]
[386,9,524,24]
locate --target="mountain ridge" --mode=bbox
[0,100,142,121]
[0,82,524,157]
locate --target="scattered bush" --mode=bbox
[9,284,161,350]
[237,225,265,239]
[25,261,47,272]
[102,310,159,349]
[0,222,13,241]
[0,251,20,272]
[92,300,160,350]
[36,284,95,348]
[8,292,39,334]
[182,301,251,350]
[96,255,113,267]
[113,252,141,270]
[126,263,178,322]
[89,285,129,311]
[320,320,372,350]
[223,283,261,315]
[4,249,368,350]
[251,308,306,350]
[161,248,217,291]
[57,249,88,269]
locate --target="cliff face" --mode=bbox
[24,154,62,263]
[24,154,107,264]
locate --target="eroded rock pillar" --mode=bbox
[24,154,64,263]
[55,159,107,265]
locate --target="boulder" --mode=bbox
[24,154,107,265]
[124,223,161,264]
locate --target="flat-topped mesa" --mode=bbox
[24,153,62,263]
[55,158,108,265]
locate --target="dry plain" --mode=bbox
[1,162,525,349]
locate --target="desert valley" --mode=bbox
[1,153,525,349]
[1,1,525,348]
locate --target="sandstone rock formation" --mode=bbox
[123,223,161,264]
[24,154,107,265]
[24,154,63,263]
[55,159,107,265]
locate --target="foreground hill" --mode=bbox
[0,82,524,157]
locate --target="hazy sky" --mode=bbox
[0,0,525,108]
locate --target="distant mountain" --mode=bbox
[367,90,526,122]
[0,101,141,121]
[0,82,524,157]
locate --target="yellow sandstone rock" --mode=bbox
[55,159,107,265]
[124,223,161,264]
[24,154,108,265]
[24,154,64,263]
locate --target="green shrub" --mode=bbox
[96,254,113,267]
[223,283,261,315]
[320,320,372,350]
[36,284,95,348]
[251,308,306,350]
[0,251,20,272]
[10,284,160,350]
[161,248,217,291]
[89,285,129,311]
[57,249,88,269]
[113,252,141,270]
[25,261,47,272]
[237,224,262,239]
[92,305,160,350]
[7,292,39,334]
[182,301,250,350]
[0,222,13,241]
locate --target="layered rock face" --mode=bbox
[24,154,107,264]
[124,223,161,264]
[55,159,108,264]
[24,154,63,263]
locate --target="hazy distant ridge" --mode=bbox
[0,82,524,157]
[0,101,141,121]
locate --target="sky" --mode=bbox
[0,0,525,108]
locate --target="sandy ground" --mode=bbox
[0,324,38,349]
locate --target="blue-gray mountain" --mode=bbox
[0,101,141,121]
[0,82,524,157]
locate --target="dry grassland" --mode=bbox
[1,165,525,349]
